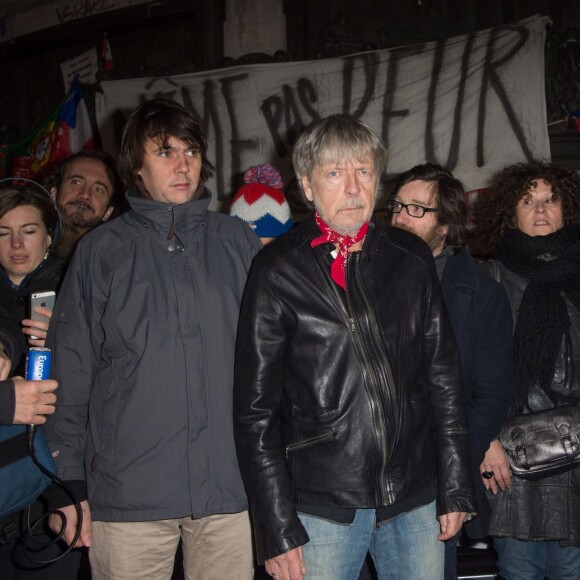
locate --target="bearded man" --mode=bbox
[234,115,476,580]
[389,163,513,580]
[47,150,124,259]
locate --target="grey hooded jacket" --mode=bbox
[45,188,261,522]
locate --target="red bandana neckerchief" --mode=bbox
[310,212,368,290]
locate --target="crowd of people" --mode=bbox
[0,98,579,580]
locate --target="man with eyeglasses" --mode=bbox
[389,163,514,580]
[234,119,476,580]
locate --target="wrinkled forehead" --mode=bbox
[314,142,375,170]
[63,158,113,186]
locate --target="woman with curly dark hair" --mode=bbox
[476,161,580,252]
[476,160,580,579]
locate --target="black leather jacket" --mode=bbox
[234,218,476,563]
[486,260,580,547]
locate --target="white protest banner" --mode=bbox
[96,14,551,209]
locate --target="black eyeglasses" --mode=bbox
[386,200,438,218]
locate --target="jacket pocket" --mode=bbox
[285,429,335,458]
[94,361,123,456]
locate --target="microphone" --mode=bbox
[24,348,52,443]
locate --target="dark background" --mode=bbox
[1,0,580,163]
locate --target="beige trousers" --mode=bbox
[89,511,254,580]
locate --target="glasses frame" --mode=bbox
[386,199,438,218]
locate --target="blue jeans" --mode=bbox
[494,537,580,580]
[298,501,443,580]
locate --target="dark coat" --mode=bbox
[234,218,476,564]
[486,260,580,547]
[0,314,27,425]
[440,249,514,538]
[0,254,65,375]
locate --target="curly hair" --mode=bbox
[474,161,580,253]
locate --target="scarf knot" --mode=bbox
[310,212,368,289]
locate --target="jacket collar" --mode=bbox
[126,187,211,235]
[0,253,64,291]
[303,213,378,253]
[441,247,478,291]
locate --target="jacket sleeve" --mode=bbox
[468,279,514,464]
[44,241,104,483]
[0,316,26,425]
[0,379,15,425]
[0,313,26,367]
[234,259,309,565]
[423,262,477,516]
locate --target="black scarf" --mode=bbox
[497,226,580,412]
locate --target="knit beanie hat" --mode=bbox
[230,164,292,238]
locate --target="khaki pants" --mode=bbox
[89,511,254,580]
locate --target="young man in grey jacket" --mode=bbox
[45,99,261,580]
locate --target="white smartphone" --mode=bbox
[29,290,56,340]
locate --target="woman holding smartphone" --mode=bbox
[0,184,81,580]
[0,184,63,374]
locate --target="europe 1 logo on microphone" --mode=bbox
[25,348,52,381]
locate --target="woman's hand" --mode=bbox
[21,306,53,348]
[480,439,512,494]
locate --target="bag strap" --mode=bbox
[489,259,501,283]
[0,430,30,469]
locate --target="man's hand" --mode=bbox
[49,501,92,548]
[480,439,512,494]
[12,378,58,424]
[265,546,307,580]
[0,342,11,380]
[21,306,53,348]
[437,511,470,541]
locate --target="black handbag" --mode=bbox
[498,403,580,480]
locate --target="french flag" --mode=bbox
[56,76,94,157]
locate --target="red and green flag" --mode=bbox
[2,76,93,180]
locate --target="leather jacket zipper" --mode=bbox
[310,247,393,503]
[285,430,334,458]
[346,252,393,505]
[351,253,398,422]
